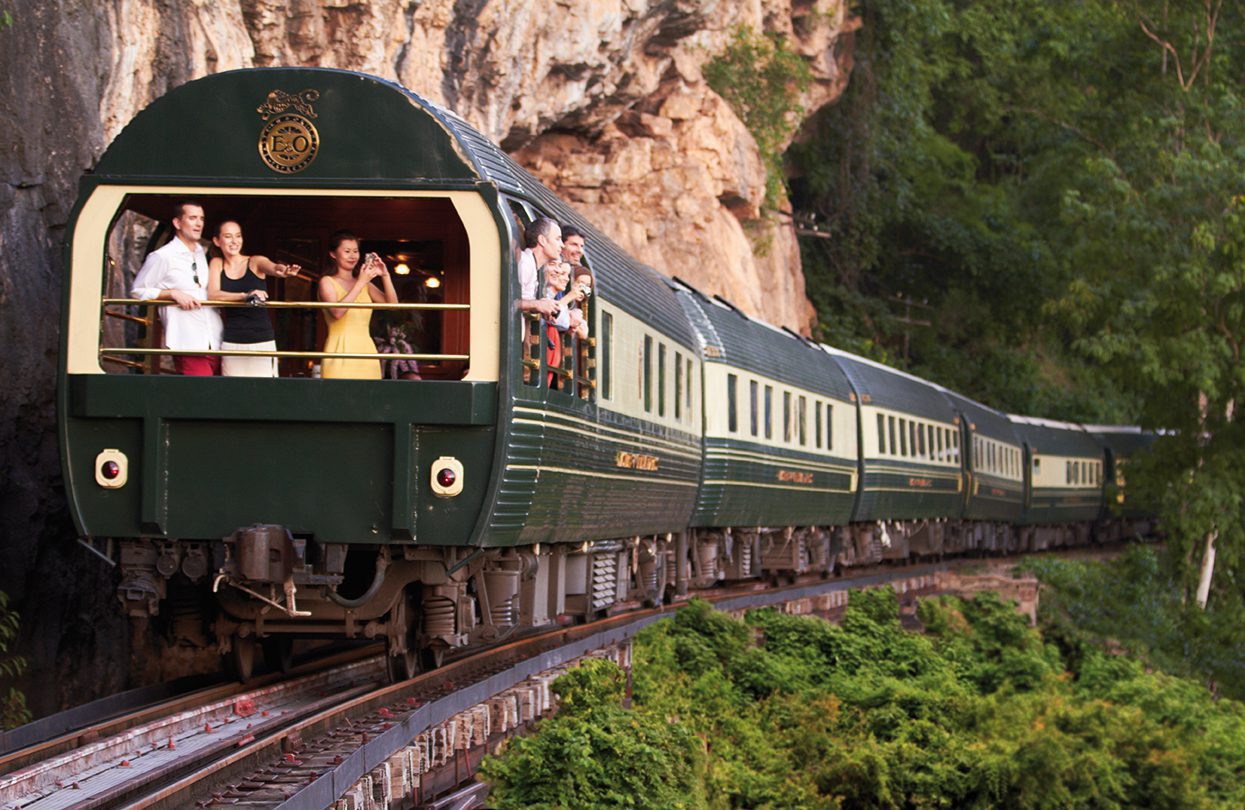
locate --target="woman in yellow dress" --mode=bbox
[317,230,399,379]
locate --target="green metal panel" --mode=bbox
[853,458,963,521]
[94,69,478,184]
[491,398,701,545]
[694,437,856,528]
[64,376,496,544]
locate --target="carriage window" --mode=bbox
[798,396,807,446]
[952,431,960,463]
[936,428,944,461]
[658,343,667,417]
[601,311,613,400]
[643,335,652,413]
[917,423,927,459]
[816,402,824,449]
[685,358,692,413]
[727,373,738,433]
[876,414,885,455]
[927,426,935,461]
[826,404,834,451]
[94,193,477,380]
[783,392,792,443]
[899,418,908,457]
[764,386,773,439]
[750,380,759,436]
[888,416,897,457]
[675,352,683,420]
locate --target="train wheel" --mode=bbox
[232,637,257,683]
[385,592,420,683]
[262,637,294,674]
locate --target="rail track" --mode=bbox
[1,548,1118,810]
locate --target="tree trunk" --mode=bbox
[1195,529,1217,609]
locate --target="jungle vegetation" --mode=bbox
[787,0,1244,612]
[481,584,1245,808]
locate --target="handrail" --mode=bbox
[102,299,468,311]
[100,348,468,361]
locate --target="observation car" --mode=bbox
[58,67,1155,681]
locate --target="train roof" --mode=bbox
[92,67,695,347]
[671,282,854,400]
[1007,414,1103,456]
[819,345,957,422]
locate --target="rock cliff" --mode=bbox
[0,0,855,714]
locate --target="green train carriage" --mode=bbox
[1008,415,1106,548]
[938,389,1026,551]
[674,284,858,580]
[59,67,696,679]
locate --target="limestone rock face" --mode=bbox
[0,0,856,715]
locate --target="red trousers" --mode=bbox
[175,355,221,376]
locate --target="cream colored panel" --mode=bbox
[68,185,500,379]
[596,300,700,432]
[860,404,961,469]
[452,194,500,382]
[701,362,856,460]
[1031,454,1103,489]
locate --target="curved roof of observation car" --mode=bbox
[91,67,695,345]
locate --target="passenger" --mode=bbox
[130,201,222,375]
[207,220,301,377]
[317,230,398,380]
[544,262,572,388]
[517,217,563,319]
[565,268,593,342]
[561,225,586,267]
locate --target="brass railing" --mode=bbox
[521,311,596,399]
[98,298,471,369]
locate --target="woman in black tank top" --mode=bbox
[207,220,301,377]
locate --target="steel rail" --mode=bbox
[125,562,953,810]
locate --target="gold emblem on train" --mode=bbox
[256,89,321,174]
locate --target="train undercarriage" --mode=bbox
[113,517,1153,682]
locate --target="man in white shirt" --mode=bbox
[517,217,563,319]
[131,202,223,375]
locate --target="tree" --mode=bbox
[477,657,706,809]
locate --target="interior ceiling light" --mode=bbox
[425,276,441,289]
[394,263,411,275]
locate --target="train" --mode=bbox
[57,67,1154,681]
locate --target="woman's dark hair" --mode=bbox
[215,219,242,237]
[329,229,359,252]
[328,229,361,276]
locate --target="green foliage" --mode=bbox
[792,0,1245,600]
[478,657,706,809]
[705,25,813,209]
[0,591,29,729]
[1023,548,1245,700]
[489,594,1245,807]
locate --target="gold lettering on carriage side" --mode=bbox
[257,90,321,174]
[908,477,934,488]
[777,470,814,485]
[990,487,1006,497]
[616,451,660,471]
